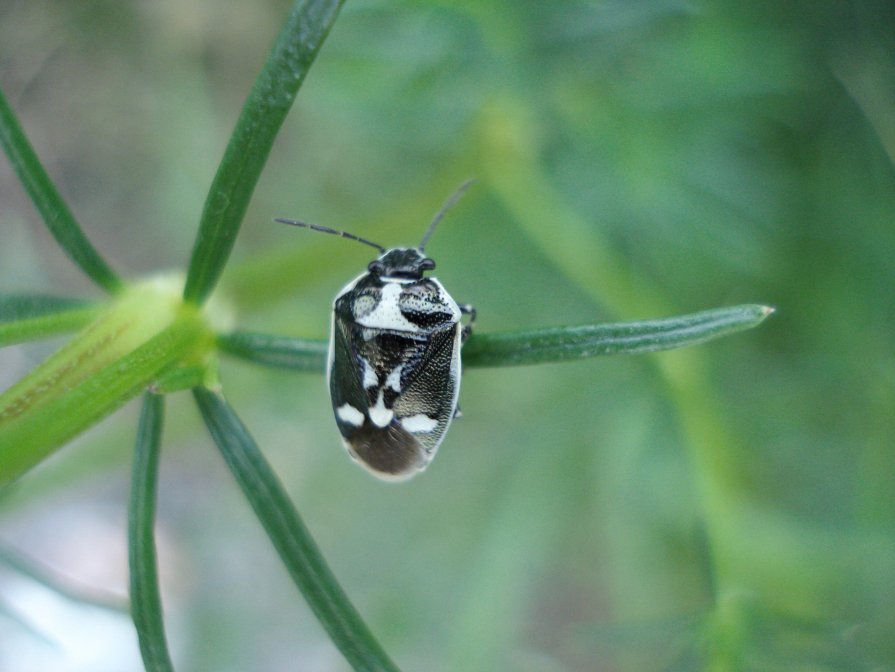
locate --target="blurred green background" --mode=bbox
[1,1,894,670]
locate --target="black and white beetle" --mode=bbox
[276,182,475,481]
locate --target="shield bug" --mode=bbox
[276,181,475,481]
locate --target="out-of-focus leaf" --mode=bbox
[0,87,121,293]
[182,0,347,306]
[193,388,401,672]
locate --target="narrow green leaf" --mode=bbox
[129,393,175,672]
[192,388,401,672]
[0,294,93,321]
[182,0,347,306]
[463,304,774,368]
[0,87,121,293]
[217,331,328,372]
[0,294,100,346]
[216,305,774,373]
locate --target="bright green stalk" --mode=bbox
[0,277,213,485]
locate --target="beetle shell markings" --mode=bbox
[326,263,463,480]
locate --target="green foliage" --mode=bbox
[193,388,400,672]
[0,279,210,484]
[462,305,772,367]
[0,89,121,293]
[129,394,175,672]
[217,305,771,372]
[0,294,99,346]
[182,0,348,306]
[1,1,892,671]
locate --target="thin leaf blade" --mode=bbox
[216,304,774,372]
[183,0,347,306]
[128,393,175,672]
[193,388,401,672]
[0,87,121,293]
[217,331,328,372]
[462,304,774,367]
[0,294,94,321]
[0,294,100,346]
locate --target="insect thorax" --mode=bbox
[338,273,461,336]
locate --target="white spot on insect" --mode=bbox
[385,365,403,392]
[361,357,378,389]
[368,390,394,428]
[401,414,438,433]
[336,403,365,427]
[356,282,421,333]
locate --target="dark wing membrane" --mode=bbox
[330,307,429,478]
[343,423,425,477]
[391,323,459,453]
[329,311,368,437]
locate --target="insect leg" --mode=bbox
[459,304,476,342]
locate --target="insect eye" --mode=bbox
[368,260,385,274]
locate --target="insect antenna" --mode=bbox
[275,218,386,253]
[417,178,475,252]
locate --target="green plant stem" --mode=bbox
[0,277,212,485]
[216,305,772,373]
[0,278,185,423]
[183,0,347,306]
[0,318,206,486]
[193,388,401,672]
[0,87,121,293]
[128,393,175,672]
